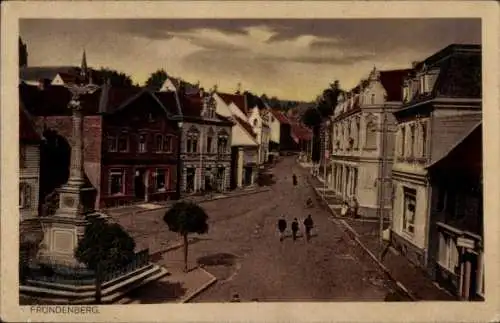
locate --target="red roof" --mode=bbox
[270,109,290,124]
[104,87,144,112]
[380,69,412,101]
[233,115,257,139]
[20,106,40,142]
[217,92,247,116]
[290,122,312,140]
[180,94,203,117]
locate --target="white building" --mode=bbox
[330,67,409,218]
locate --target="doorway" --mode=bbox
[186,168,195,193]
[244,166,253,186]
[134,168,146,200]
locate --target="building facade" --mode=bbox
[178,92,234,194]
[330,67,409,218]
[390,44,482,276]
[214,92,259,188]
[20,82,182,209]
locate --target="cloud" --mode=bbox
[20,18,481,100]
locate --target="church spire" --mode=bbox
[80,49,88,79]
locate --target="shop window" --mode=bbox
[109,169,124,195]
[155,169,169,191]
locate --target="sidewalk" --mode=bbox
[119,249,217,304]
[102,186,270,218]
[300,163,455,301]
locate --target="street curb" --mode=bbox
[180,268,218,303]
[300,165,418,301]
[126,188,271,216]
[149,238,197,258]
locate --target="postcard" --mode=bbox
[1,1,499,322]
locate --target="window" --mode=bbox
[118,134,129,152]
[370,94,375,105]
[138,134,147,153]
[163,135,173,152]
[409,124,415,157]
[20,146,26,168]
[19,182,31,209]
[421,122,427,157]
[186,137,198,153]
[438,232,459,273]
[355,117,360,149]
[109,169,124,195]
[400,126,406,157]
[155,169,169,191]
[107,135,117,152]
[206,136,213,153]
[155,134,163,152]
[402,187,416,234]
[217,137,228,154]
[365,121,377,150]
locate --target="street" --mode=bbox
[116,157,400,302]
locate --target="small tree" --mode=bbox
[75,217,136,304]
[163,201,209,272]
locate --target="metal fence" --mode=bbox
[21,249,150,286]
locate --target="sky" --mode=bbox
[20,19,481,101]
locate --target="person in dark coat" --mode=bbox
[303,214,314,242]
[292,173,298,187]
[291,218,299,241]
[278,216,287,242]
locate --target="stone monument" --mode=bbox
[37,77,101,267]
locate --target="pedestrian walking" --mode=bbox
[278,216,287,242]
[340,202,349,217]
[291,218,299,241]
[303,214,314,242]
[292,173,298,187]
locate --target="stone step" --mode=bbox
[20,264,169,304]
[24,263,155,293]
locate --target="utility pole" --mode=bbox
[378,110,389,260]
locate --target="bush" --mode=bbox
[74,217,136,271]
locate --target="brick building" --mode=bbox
[20,82,181,209]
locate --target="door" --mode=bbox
[134,168,146,200]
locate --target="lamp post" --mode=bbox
[175,121,183,200]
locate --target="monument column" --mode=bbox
[38,81,101,266]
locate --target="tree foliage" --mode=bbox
[163,201,209,235]
[301,107,322,128]
[92,67,134,87]
[145,69,169,90]
[74,217,136,271]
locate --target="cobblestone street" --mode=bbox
[114,157,402,302]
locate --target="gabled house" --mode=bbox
[20,82,182,209]
[214,92,259,188]
[246,94,271,165]
[177,91,234,194]
[390,44,482,295]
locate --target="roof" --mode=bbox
[427,113,482,168]
[426,120,481,171]
[154,91,182,116]
[217,92,247,115]
[404,44,481,106]
[179,94,203,117]
[19,83,102,116]
[290,122,312,141]
[233,114,257,138]
[20,105,41,142]
[20,66,78,82]
[54,72,80,84]
[379,69,412,101]
[270,109,290,124]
